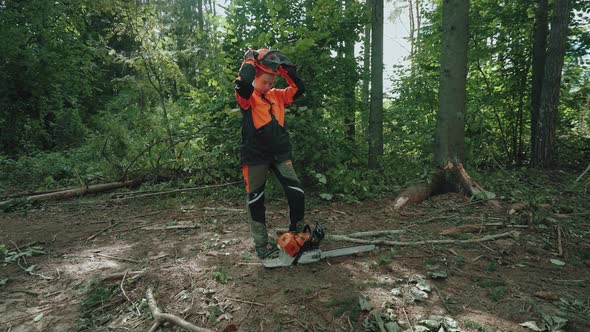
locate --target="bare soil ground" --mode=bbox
[1,187,589,332]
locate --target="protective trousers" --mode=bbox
[242,160,305,253]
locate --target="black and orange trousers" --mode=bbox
[242,160,305,231]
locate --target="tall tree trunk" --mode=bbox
[361,2,371,130]
[368,0,384,169]
[408,0,415,56]
[395,0,499,210]
[415,0,421,49]
[197,0,204,32]
[530,0,548,162]
[532,0,571,168]
[344,0,356,142]
[434,0,469,167]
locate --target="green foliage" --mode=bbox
[488,286,508,302]
[326,295,371,321]
[1,244,45,264]
[363,312,401,332]
[212,269,232,284]
[463,319,494,332]
[476,278,507,288]
[78,280,117,331]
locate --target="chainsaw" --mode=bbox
[262,223,375,268]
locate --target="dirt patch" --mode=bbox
[1,192,589,331]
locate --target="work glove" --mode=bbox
[278,63,298,78]
[238,49,257,83]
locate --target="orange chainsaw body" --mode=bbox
[278,232,310,257]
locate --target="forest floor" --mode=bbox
[1,172,590,332]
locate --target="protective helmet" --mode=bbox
[255,48,292,75]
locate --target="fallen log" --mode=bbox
[327,230,519,246]
[0,179,140,208]
[146,287,213,332]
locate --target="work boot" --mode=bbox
[250,221,269,258]
[288,220,305,233]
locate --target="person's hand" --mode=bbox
[239,50,257,83]
[278,63,295,77]
[243,49,258,63]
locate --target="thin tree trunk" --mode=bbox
[532,0,570,168]
[434,0,469,167]
[368,0,384,169]
[361,2,371,129]
[415,0,421,51]
[530,0,549,161]
[408,0,415,56]
[344,0,356,142]
[197,0,204,32]
[516,60,531,165]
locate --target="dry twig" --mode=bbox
[575,164,590,182]
[120,271,131,302]
[402,305,414,332]
[96,253,141,264]
[225,297,264,306]
[116,181,241,201]
[87,221,122,241]
[146,288,213,332]
[557,225,563,256]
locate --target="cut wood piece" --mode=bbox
[534,291,560,301]
[0,179,140,208]
[394,183,433,210]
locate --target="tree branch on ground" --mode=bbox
[327,230,519,246]
[146,287,214,332]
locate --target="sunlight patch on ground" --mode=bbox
[457,310,528,332]
[57,242,137,278]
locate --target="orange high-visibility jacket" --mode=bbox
[235,66,304,165]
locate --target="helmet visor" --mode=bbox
[260,50,292,72]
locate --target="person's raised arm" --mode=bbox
[235,50,257,101]
[277,63,305,103]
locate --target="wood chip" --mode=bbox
[534,291,560,301]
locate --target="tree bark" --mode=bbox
[361,2,371,127]
[408,0,415,56]
[530,0,549,161]
[434,0,469,167]
[532,0,571,168]
[344,0,357,143]
[368,0,384,169]
[395,0,499,210]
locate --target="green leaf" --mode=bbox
[385,322,402,332]
[319,193,333,201]
[550,259,566,266]
[520,321,543,331]
[315,173,327,184]
[33,313,44,322]
[358,296,372,311]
